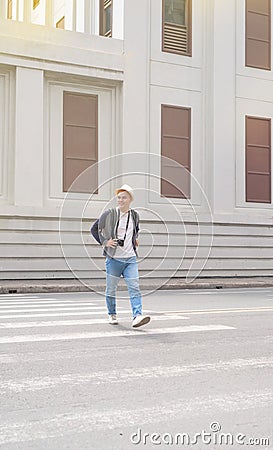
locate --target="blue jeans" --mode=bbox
[105,256,142,319]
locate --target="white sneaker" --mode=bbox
[132,315,151,328]
[108,314,118,325]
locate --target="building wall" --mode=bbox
[0,0,272,281]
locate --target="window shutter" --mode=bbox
[245,0,271,70]
[161,105,191,198]
[63,92,98,194]
[7,0,12,19]
[163,23,188,54]
[245,116,271,203]
[33,0,40,9]
[100,0,113,37]
[56,16,65,29]
[162,0,192,56]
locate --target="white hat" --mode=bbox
[115,184,134,200]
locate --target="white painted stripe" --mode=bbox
[0,315,188,329]
[0,298,57,302]
[1,357,272,393]
[0,389,271,444]
[0,325,234,344]
[0,355,15,364]
[0,306,106,313]
[0,295,39,298]
[0,298,96,303]
[155,306,273,316]
[0,319,110,328]
[0,302,97,308]
[0,311,128,319]
[0,298,58,302]
[0,294,93,299]
[184,291,220,294]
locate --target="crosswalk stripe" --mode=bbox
[0,389,271,444]
[154,307,273,315]
[0,297,58,301]
[0,302,97,308]
[0,300,97,308]
[0,315,188,329]
[0,325,235,344]
[1,357,272,392]
[0,311,128,319]
[0,306,107,314]
[0,295,39,298]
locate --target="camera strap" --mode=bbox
[115,210,130,241]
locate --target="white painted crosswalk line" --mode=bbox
[0,315,188,329]
[0,325,235,344]
[0,389,271,445]
[0,297,123,318]
[0,301,97,306]
[0,295,236,345]
[151,306,273,315]
[1,357,271,392]
[0,295,40,298]
[0,297,60,301]
[0,311,125,319]
[0,319,113,328]
[0,306,106,313]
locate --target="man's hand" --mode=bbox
[105,238,118,248]
[135,239,139,247]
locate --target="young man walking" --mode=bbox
[91,185,151,328]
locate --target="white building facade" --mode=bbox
[0,0,272,284]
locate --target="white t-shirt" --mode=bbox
[114,208,136,258]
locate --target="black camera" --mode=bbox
[116,239,124,247]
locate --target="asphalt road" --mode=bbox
[0,287,273,449]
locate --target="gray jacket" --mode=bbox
[91,208,139,258]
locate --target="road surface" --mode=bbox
[0,287,272,449]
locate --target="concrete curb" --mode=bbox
[1,277,273,294]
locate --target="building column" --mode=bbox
[213,0,236,213]
[91,0,99,35]
[14,68,44,207]
[45,0,53,27]
[122,0,150,197]
[16,0,20,20]
[71,0,77,31]
[84,0,91,34]
[23,0,31,23]
[112,0,124,39]
[0,1,7,19]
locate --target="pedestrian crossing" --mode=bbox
[0,293,235,344]
[0,324,235,344]
[2,293,271,449]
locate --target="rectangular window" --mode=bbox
[245,0,271,70]
[56,16,65,29]
[162,0,192,56]
[100,0,113,37]
[7,0,12,19]
[161,105,191,198]
[33,0,40,9]
[63,92,98,194]
[245,116,271,203]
